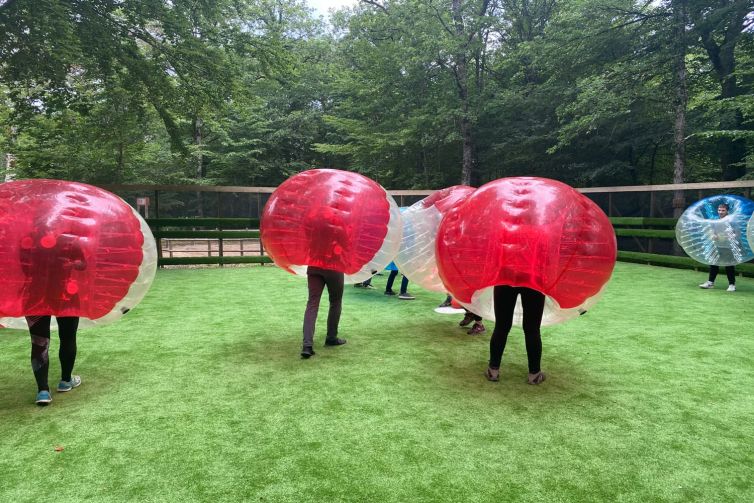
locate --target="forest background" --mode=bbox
[1,0,752,196]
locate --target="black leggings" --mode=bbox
[26,316,79,391]
[708,265,735,285]
[489,286,545,374]
[303,267,344,347]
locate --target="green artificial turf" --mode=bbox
[0,263,752,502]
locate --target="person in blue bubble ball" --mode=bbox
[698,202,738,292]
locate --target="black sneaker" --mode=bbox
[467,322,486,335]
[459,313,474,327]
[301,346,315,358]
[324,338,347,346]
[384,290,396,296]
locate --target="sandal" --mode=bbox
[527,371,546,385]
[485,367,500,382]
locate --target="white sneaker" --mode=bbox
[727,284,736,292]
[699,281,714,289]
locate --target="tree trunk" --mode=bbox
[452,0,474,186]
[460,101,474,186]
[418,149,429,187]
[648,141,659,185]
[672,0,688,219]
[193,115,204,217]
[116,142,125,182]
[719,111,747,181]
[193,115,204,179]
[3,153,16,181]
[3,126,18,181]
[627,145,638,185]
[697,2,749,181]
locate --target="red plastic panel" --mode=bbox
[419,185,476,214]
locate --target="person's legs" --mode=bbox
[303,270,326,352]
[27,315,52,392]
[56,317,79,383]
[700,266,718,288]
[397,275,415,299]
[519,288,545,375]
[399,275,409,294]
[725,266,736,285]
[323,270,344,343]
[385,270,399,293]
[489,285,517,373]
[708,265,719,282]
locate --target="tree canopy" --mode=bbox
[1,0,752,189]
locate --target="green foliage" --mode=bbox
[0,0,752,187]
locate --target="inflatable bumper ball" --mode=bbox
[436,177,617,326]
[394,185,475,292]
[260,169,402,283]
[0,179,158,329]
[676,194,754,266]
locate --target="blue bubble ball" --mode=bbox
[675,194,754,266]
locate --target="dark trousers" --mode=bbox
[26,315,79,391]
[489,286,545,374]
[709,265,736,285]
[303,267,344,347]
[385,270,409,294]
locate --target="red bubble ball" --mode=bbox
[0,179,157,328]
[261,169,401,283]
[436,177,616,325]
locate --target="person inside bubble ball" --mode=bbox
[360,262,415,299]
[699,203,737,292]
[20,230,85,406]
[485,285,547,385]
[301,266,347,359]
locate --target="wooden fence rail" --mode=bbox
[147,218,270,267]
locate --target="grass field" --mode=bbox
[0,262,752,502]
